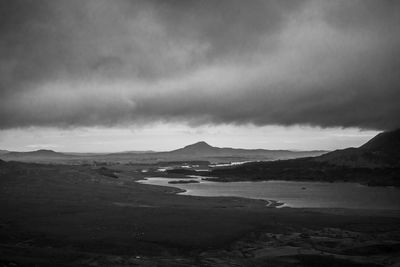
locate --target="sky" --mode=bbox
[0,0,399,152]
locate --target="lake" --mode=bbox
[138,177,400,210]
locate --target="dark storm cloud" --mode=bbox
[0,0,399,130]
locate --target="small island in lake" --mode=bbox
[168,179,200,184]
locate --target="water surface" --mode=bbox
[138,177,400,209]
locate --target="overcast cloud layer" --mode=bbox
[0,0,399,130]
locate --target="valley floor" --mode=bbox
[0,162,399,266]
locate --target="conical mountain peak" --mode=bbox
[185,141,212,148]
[171,141,218,155]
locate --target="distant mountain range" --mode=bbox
[0,142,327,164]
[2,129,399,185]
[168,141,325,158]
[2,128,399,168]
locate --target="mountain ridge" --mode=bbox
[317,128,400,167]
[169,141,326,156]
[208,129,400,186]
[0,141,327,163]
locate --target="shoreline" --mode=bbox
[203,176,400,188]
[160,169,400,188]
[137,177,282,208]
[138,176,400,210]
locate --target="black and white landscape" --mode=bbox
[1,1,400,266]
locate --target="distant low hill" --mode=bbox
[5,149,65,157]
[1,149,73,162]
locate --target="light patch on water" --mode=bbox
[137,177,400,210]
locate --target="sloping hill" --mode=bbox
[317,129,400,167]
[208,129,400,186]
[360,129,400,154]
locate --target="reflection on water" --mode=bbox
[138,177,400,210]
[209,161,253,168]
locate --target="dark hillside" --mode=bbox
[318,129,400,167]
[209,129,400,186]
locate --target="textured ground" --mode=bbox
[0,162,399,266]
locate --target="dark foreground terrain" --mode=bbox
[1,160,400,266]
